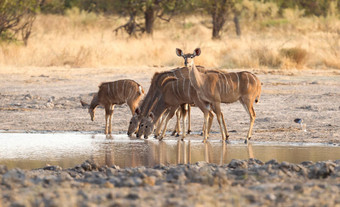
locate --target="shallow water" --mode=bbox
[0,132,339,169]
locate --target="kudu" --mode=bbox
[137,76,215,140]
[127,66,205,138]
[176,48,262,144]
[81,79,144,134]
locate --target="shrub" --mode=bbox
[280,47,308,68]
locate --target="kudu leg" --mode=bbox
[207,111,214,136]
[211,103,226,141]
[242,99,256,144]
[221,113,230,142]
[155,109,169,138]
[187,104,192,134]
[202,112,210,143]
[105,114,109,134]
[171,108,181,136]
[181,106,188,141]
[106,105,114,134]
[159,107,177,140]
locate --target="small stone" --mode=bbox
[102,181,114,188]
[126,193,140,200]
[228,159,248,169]
[143,176,156,186]
[266,194,276,201]
[0,165,8,174]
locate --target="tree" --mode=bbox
[0,0,40,45]
[113,0,181,37]
[200,0,238,39]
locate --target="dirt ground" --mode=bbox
[1,66,339,144]
[1,66,340,206]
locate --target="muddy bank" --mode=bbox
[1,159,340,206]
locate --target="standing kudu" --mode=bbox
[81,79,144,134]
[176,48,262,144]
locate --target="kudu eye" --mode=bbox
[130,121,132,124]
[146,126,148,128]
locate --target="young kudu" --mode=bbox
[176,48,262,144]
[81,79,144,134]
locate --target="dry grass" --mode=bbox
[0,10,340,70]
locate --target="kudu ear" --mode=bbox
[176,48,183,57]
[135,107,141,115]
[149,112,154,120]
[80,100,89,108]
[193,48,201,56]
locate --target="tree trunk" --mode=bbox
[233,14,241,36]
[144,5,155,36]
[211,0,227,39]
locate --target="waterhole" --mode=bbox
[0,132,339,169]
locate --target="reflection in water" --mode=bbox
[0,133,340,169]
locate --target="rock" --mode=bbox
[228,159,248,169]
[81,162,92,171]
[266,193,276,201]
[126,193,140,200]
[24,94,33,100]
[143,176,156,186]
[308,161,335,179]
[0,165,8,174]
[2,168,27,188]
[265,159,279,166]
[43,165,62,171]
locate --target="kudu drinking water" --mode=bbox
[81,79,144,134]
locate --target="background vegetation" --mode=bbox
[0,0,339,69]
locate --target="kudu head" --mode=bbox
[80,100,96,121]
[176,48,201,67]
[137,112,155,139]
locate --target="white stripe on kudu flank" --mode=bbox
[122,80,126,99]
[107,83,111,98]
[246,73,249,89]
[182,79,186,99]
[176,79,180,98]
[249,73,257,86]
[222,73,228,94]
[172,81,176,98]
[127,84,133,101]
[179,69,184,79]
[236,73,240,91]
[187,79,191,100]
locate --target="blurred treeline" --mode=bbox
[40,0,340,17]
[1,0,340,44]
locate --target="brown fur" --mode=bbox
[81,79,144,135]
[177,48,262,143]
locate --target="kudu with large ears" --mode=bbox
[178,47,262,144]
[176,48,201,66]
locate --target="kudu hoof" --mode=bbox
[187,130,192,134]
[225,140,231,144]
[175,133,180,137]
